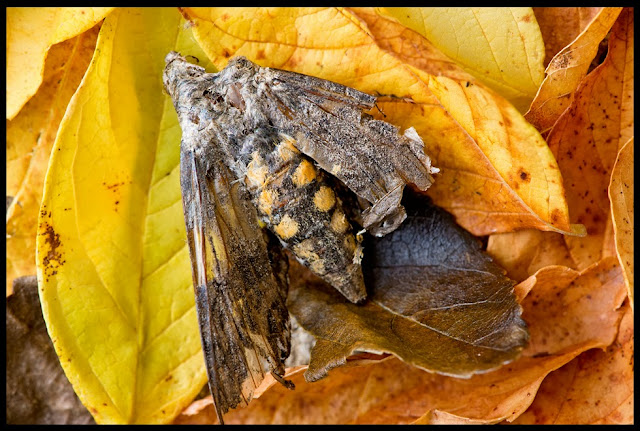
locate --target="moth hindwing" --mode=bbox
[163,52,437,421]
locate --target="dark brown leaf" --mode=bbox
[288,191,529,382]
[6,276,94,424]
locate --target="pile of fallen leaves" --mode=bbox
[6,7,633,425]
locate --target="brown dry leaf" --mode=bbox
[289,192,528,382]
[526,7,622,133]
[547,8,634,270]
[5,26,99,295]
[173,256,626,424]
[513,302,633,424]
[6,276,94,424]
[486,230,576,282]
[533,7,604,67]
[182,6,576,237]
[608,139,634,308]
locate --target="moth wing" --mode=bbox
[259,67,437,236]
[180,144,291,424]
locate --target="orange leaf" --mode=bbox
[513,302,633,424]
[419,73,576,235]
[518,257,626,357]
[173,257,626,424]
[608,138,634,308]
[533,7,604,67]
[6,26,99,294]
[526,7,622,133]
[181,6,575,237]
[547,8,634,270]
[486,230,576,283]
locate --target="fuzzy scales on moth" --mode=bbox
[164,52,437,303]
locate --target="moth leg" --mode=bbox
[361,183,407,237]
[270,370,295,390]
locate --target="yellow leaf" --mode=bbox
[182,7,574,236]
[6,7,113,120]
[375,7,545,112]
[526,7,622,133]
[6,25,99,296]
[609,138,634,309]
[35,8,214,424]
[350,8,475,82]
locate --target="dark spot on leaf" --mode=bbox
[518,169,530,182]
[104,181,125,191]
[40,223,65,278]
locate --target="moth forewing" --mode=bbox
[255,64,438,236]
[178,114,291,424]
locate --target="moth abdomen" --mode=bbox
[241,133,366,303]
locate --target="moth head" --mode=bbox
[224,56,259,82]
[163,51,207,101]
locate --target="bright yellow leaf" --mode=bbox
[350,8,476,83]
[6,25,99,296]
[375,7,545,112]
[609,138,634,309]
[36,8,214,424]
[182,7,575,236]
[6,7,113,120]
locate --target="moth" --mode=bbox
[163,52,437,423]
